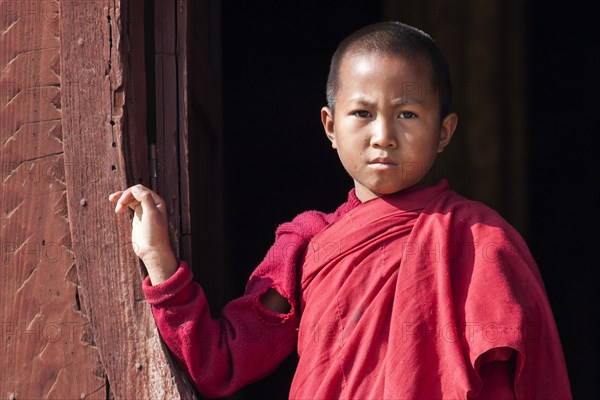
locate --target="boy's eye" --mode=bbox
[353,110,371,118]
[398,111,416,119]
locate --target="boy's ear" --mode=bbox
[437,112,458,153]
[321,106,337,149]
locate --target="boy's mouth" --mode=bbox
[368,157,399,170]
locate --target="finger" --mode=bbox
[125,199,141,212]
[108,191,123,203]
[113,188,140,213]
[130,185,164,216]
[139,191,160,216]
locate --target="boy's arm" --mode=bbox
[109,185,302,397]
[143,260,299,398]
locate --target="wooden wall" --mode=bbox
[1,0,196,397]
[0,0,107,397]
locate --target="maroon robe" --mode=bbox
[291,181,570,399]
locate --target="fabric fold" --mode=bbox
[291,181,570,399]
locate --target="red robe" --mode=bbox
[292,181,570,399]
[143,181,571,398]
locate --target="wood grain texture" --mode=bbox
[177,0,192,266]
[124,0,149,188]
[0,0,106,398]
[59,0,196,398]
[154,0,181,260]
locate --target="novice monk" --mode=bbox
[109,21,571,399]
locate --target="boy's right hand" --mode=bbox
[108,185,178,284]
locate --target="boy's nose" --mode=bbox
[370,118,398,148]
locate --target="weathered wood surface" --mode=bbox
[154,0,182,261]
[0,0,107,398]
[176,0,192,267]
[59,0,196,398]
[124,0,149,188]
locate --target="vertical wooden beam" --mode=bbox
[155,0,227,311]
[59,0,196,397]
[0,0,105,397]
[177,0,192,267]
[124,0,149,187]
[154,0,181,259]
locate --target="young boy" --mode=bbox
[109,21,571,399]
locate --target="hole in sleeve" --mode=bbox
[259,288,292,314]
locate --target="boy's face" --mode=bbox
[321,52,457,202]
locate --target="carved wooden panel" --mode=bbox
[0,0,106,397]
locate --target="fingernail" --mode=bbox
[132,186,141,193]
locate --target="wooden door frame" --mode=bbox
[60,0,199,397]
